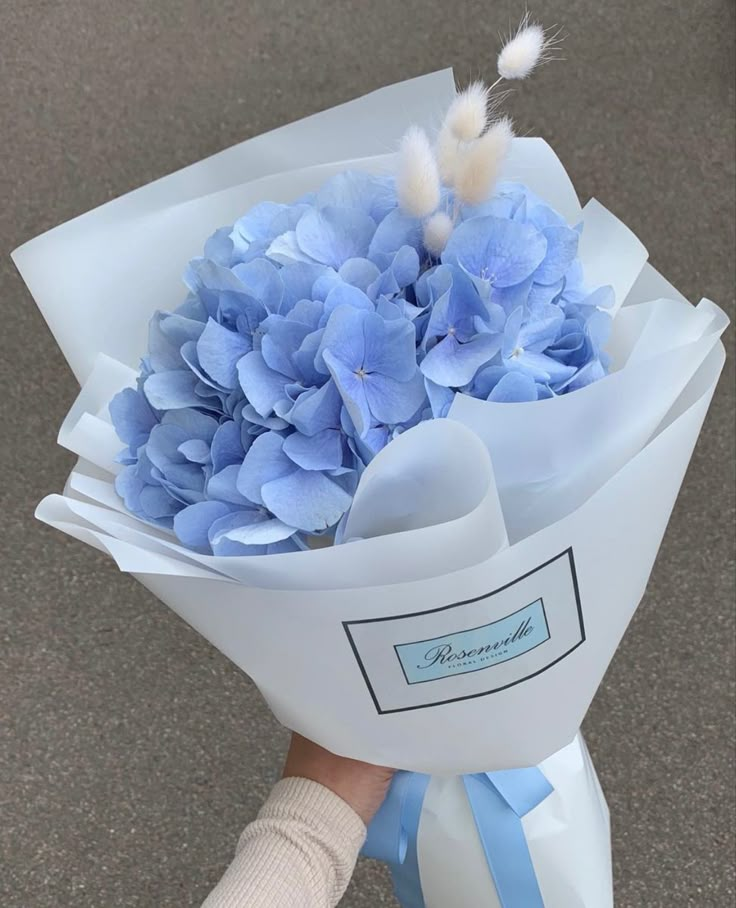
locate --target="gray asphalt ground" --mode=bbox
[2,2,734,906]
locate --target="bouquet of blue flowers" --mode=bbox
[15,23,728,908]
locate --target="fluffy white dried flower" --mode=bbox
[423,211,454,256]
[397,125,441,218]
[454,117,514,206]
[497,17,549,80]
[435,123,460,186]
[443,81,489,142]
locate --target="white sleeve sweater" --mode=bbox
[201,777,367,908]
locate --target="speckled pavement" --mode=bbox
[1,2,734,906]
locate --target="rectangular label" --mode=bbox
[395,599,550,684]
[343,548,584,714]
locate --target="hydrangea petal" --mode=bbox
[163,462,205,493]
[368,208,422,267]
[109,388,158,448]
[206,465,249,505]
[564,358,607,392]
[144,371,202,410]
[317,305,368,375]
[293,329,325,385]
[138,484,182,519]
[363,310,419,382]
[510,350,577,384]
[146,424,189,470]
[296,206,376,269]
[376,297,418,322]
[157,474,205,506]
[516,304,565,352]
[231,259,284,312]
[161,408,219,443]
[490,277,534,315]
[148,311,205,371]
[322,350,372,437]
[177,439,211,464]
[209,510,297,547]
[283,428,343,471]
[471,365,507,398]
[260,317,311,379]
[339,257,381,293]
[323,283,374,321]
[237,351,289,417]
[528,202,567,231]
[420,333,502,387]
[352,425,390,461]
[363,369,427,426]
[262,468,353,533]
[233,201,284,242]
[242,404,289,431]
[185,258,249,298]
[237,430,294,506]
[179,340,226,392]
[281,262,329,308]
[425,378,455,418]
[424,264,488,343]
[204,226,234,266]
[316,171,394,221]
[267,230,319,266]
[534,225,579,285]
[390,245,422,289]
[115,466,145,511]
[196,318,251,389]
[174,500,236,548]
[367,245,421,299]
[527,279,564,309]
[286,380,342,436]
[442,216,548,288]
[548,322,585,360]
[488,371,539,402]
[210,420,245,472]
[270,203,312,236]
[311,269,343,301]
[160,311,207,344]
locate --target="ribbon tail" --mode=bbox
[463,768,551,908]
[362,771,430,908]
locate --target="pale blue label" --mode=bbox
[394,599,550,684]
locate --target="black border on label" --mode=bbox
[342,548,584,715]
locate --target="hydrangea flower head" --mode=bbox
[111,91,612,555]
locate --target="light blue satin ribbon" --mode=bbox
[362,771,430,908]
[362,767,553,908]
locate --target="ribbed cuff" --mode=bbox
[260,777,367,853]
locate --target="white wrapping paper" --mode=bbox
[417,734,612,908]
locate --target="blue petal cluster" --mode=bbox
[110,173,612,554]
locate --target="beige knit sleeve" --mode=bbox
[201,777,367,908]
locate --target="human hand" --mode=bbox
[282,733,395,826]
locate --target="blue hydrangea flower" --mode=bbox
[110,172,613,554]
[318,304,426,437]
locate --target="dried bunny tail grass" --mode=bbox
[497,14,562,80]
[454,117,514,206]
[397,125,441,218]
[423,211,454,255]
[436,122,460,186]
[443,81,489,142]
[436,84,513,186]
